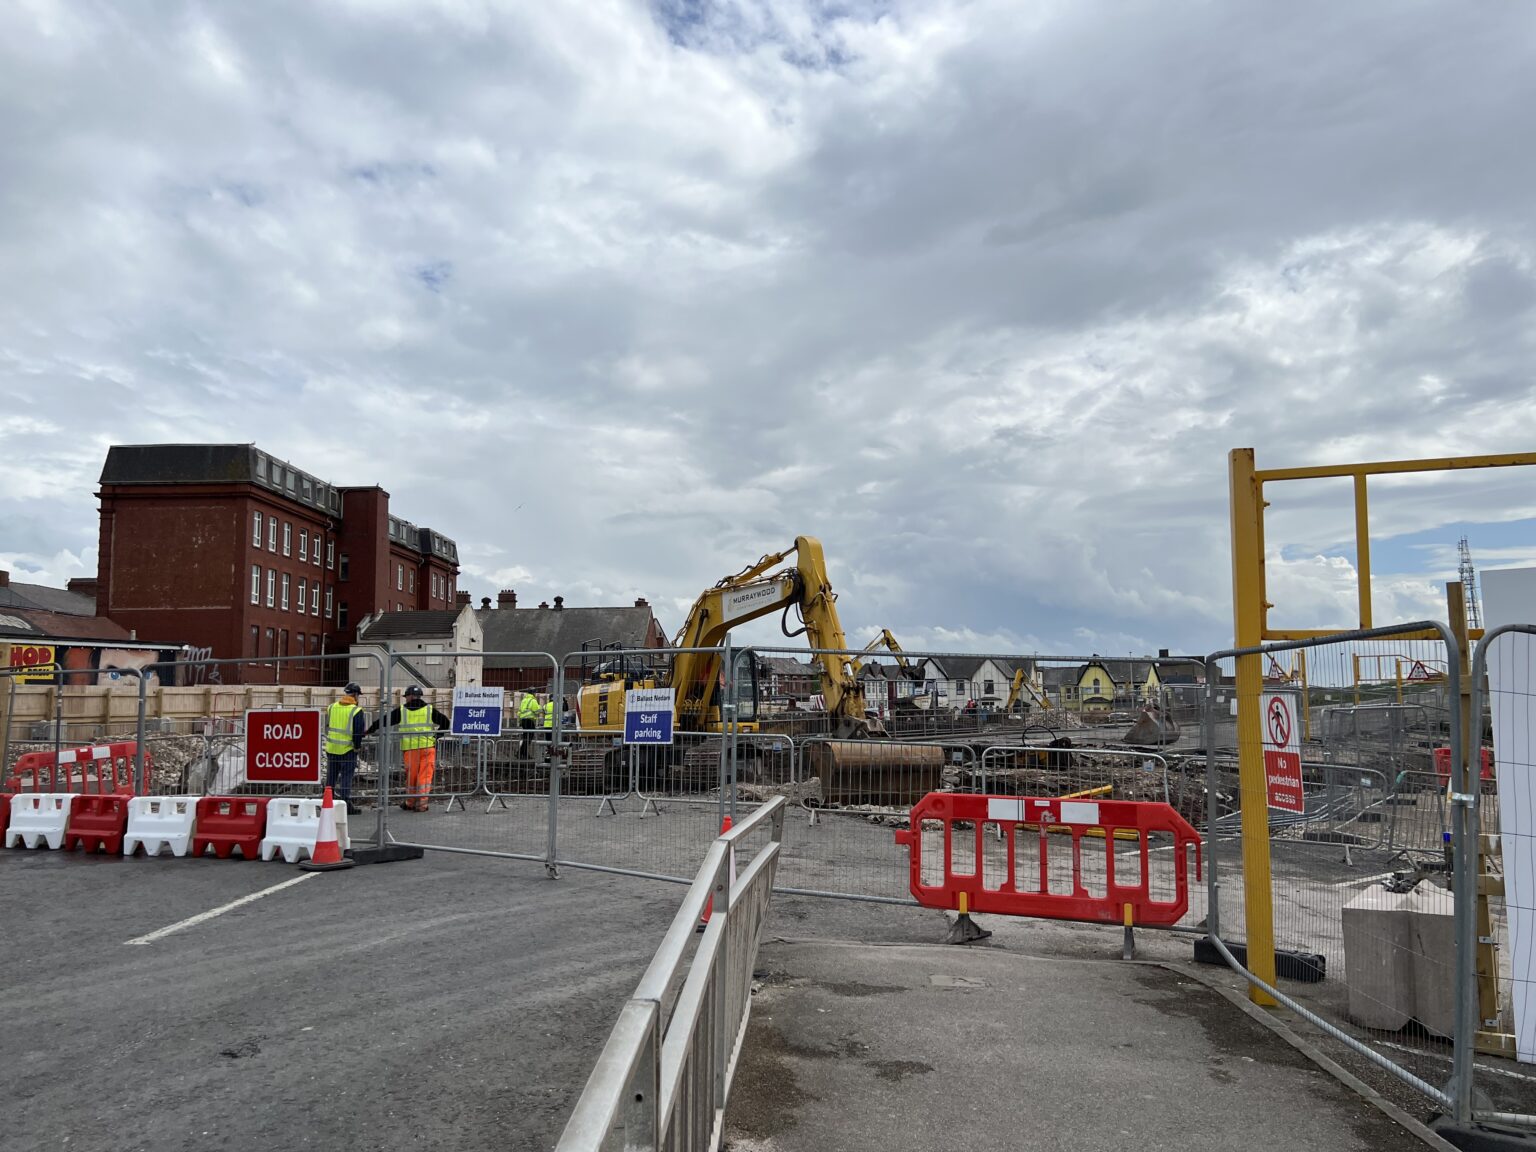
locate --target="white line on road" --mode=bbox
[1331,871,1396,889]
[124,873,317,945]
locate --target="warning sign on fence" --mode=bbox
[1261,691,1304,813]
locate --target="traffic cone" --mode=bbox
[300,787,355,872]
[697,814,733,932]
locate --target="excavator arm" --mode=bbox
[669,536,867,733]
[1004,666,1049,712]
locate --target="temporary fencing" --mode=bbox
[554,797,787,1152]
[1202,623,1476,1121]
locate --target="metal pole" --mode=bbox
[547,660,562,879]
[376,649,392,845]
[53,666,62,770]
[2,675,15,786]
[718,634,732,829]
[727,643,739,824]
[133,669,151,794]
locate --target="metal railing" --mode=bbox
[554,796,787,1152]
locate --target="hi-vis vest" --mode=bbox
[542,698,555,729]
[399,702,436,751]
[518,693,542,722]
[326,701,360,756]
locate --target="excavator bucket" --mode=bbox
[802,741,947,806]
[1124,704,1178,746]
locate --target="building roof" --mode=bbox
[357,609,463,641]
[758,656,819,676]
[919,655,1023,682]
[0,606,142,644]
[476,606,665,668]
[0,581,96,617]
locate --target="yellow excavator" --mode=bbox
[576,535,874,738]
[1003,665,1051,714]
[572,537,944,801]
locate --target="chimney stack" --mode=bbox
[1158,648,1170,659]
[498,589,517,609]
[481,597,492,609]
[538,601,549,609]
[67,577,98,599]
[634,597,648,608]
[455,590,471,608]
[0,570,8,588]
[553,595,564,611]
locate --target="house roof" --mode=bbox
[475,606,665,668]
[0,606,141,644]
[919,655,1023,682]
[0,581,96,616]
[357,609,463,641]
[758,656,819,676]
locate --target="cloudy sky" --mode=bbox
[2,0,1534,658]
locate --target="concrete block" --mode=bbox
[1342,882,1455,1038]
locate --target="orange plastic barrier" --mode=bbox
[893,792,1203,928]
[3,743,143,795]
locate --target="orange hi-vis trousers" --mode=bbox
[404,747,437,811]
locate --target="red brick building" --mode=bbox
[95,444,460,682]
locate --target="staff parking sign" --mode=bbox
[451,686,505,737]
[624,688,674,745]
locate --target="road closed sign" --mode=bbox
[624,687,674,745]
[245,708,324,785]
[1261,690,1304,813]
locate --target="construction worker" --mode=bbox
[365,685,449,812]
[542,692,556,731]
[517,689,541,757]
[325,682,367,814]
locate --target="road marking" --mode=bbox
[1331,871,1396,890]
[124,873,317,945]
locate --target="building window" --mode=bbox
[984,679,995,696]
[327,540,334,569]
[266,569,276,608]
[250,625,259,656]
[286,470,296,495]
[281,573,291,610]
[299,530,308,562]
[311,583,320,615]
[397,563,403,591]
[310,633,319,658]
[266,626,275,655]
[408,570,414,594]
[302,477,313,502]
[280,629,288,657]
[325,585,333,618]
[252,511,263,547]
[250,565,261,605]
[296,632,305,656]
[339,553,349,581]
[254,454,267,482]
[338,603,349,631]
[313,538,321,567]
[397,602,404,612]
[283,522,292,557]
[268,517,278,551]
[297,578,307,614]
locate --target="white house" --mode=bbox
[913,656,1034,707]
[349,604,483,690]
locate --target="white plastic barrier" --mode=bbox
[123,796,198,858]
[4,794,75,850]
[258,797,349,863]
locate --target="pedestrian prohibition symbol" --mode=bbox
[1261,691,1303,814]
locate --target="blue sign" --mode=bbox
[623,687,674,745]
[451,686,504,737]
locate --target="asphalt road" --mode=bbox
[0,847,680,1152]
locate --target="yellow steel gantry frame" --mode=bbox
[1229,448,1536,1005]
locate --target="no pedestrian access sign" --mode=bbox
[451,686,505,737]
[624,687,674,745]
[245,708,324,785]
[1261,691,1304,814]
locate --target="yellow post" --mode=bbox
[1229,449,1278,1005]
[1299,649,1310,743]
[1353,473,1372,629]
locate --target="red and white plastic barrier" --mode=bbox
[124,796,199,858]
[4,742,143,795]
[260,797,349,863]
[4,794,76,850]
[894,792,1203,928]
[63,794,132,854]
[192,796,268,860]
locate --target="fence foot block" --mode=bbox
[1193,937,1327,983]
[348,844,425,865]
[946,913,991,945]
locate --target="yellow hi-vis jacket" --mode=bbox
[326,700,361,756]
[518,693,542,722]
[399,702,437,751]
[542,698,555,729]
